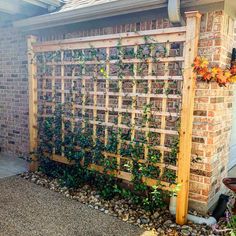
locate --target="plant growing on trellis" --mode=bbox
[34,35,184,212]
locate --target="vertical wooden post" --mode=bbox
[104,47,110,148]
[160,42,170,177]
[61,51,65,157]
[176,11,201,225]
[28,35,38,171]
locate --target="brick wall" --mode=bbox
[190,11,235,213]
[0,9,235,213]
[0,26,29,157]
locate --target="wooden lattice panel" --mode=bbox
[28,12,201,225]
[31,28,188,190]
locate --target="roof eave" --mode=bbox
[14,0,168,30]
[14,0,226,31]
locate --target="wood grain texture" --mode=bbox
[176,11,201,225]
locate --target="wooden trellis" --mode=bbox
[28,11,201,225]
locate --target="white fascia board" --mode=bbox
[14,0,226,31]
[39,0,61,7]
[14,0,167,30]
[23,0,48,8]
[23,0,61,8]
[0,1,21,14]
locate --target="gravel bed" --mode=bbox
[20,172,230,236]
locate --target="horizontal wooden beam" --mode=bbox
[36,75,183,81]
[39,102,180,117]
[36,89,181,99]
[32,27,186,52]
[41,57,184,66]
[49,153,177,191]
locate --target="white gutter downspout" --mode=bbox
[168,0,181,23]
[169,196,217,225]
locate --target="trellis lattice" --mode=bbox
[34,29,184,187]
[28,11,201,225]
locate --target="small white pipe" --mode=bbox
[169,196,217,226]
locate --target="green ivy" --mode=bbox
[35,36,183,212]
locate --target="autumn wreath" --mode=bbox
[193,56,236,86]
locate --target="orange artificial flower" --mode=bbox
[193,56,236,86]
[198,67,208,76]
[202,71,212,81]
[228,75,236,83]
[224,70,232,78]
[215,71,227,86]
[230,65,236,75]
[193,56,201,70]
[193,56,209,70]
[200,58,209,68]
[211,67,221,78]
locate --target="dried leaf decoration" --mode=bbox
[230,65,236,75]
[193,57,236,86]
[202,71,212,81]
[193,56,208,70]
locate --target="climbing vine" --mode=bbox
[35,35,184,211]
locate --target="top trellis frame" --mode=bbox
[32,27,186,52]
[28,11,201,225]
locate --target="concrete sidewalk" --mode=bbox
[0,154,27,178]
[0,176,145,236]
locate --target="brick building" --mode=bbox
[0,0,236,214]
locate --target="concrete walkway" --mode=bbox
[0,154,27,178]
[0,177,145,236]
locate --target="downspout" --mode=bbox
[169,196,217,225]
[168,0,181,24]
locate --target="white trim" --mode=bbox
[229,145,236,170]
[14,0,167,30]
[0,1,21,14]
[229,90,236,170]
[39,0,61,7]
[22,0,61,8]
[23,0,48,8]
[14,0,226,31]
